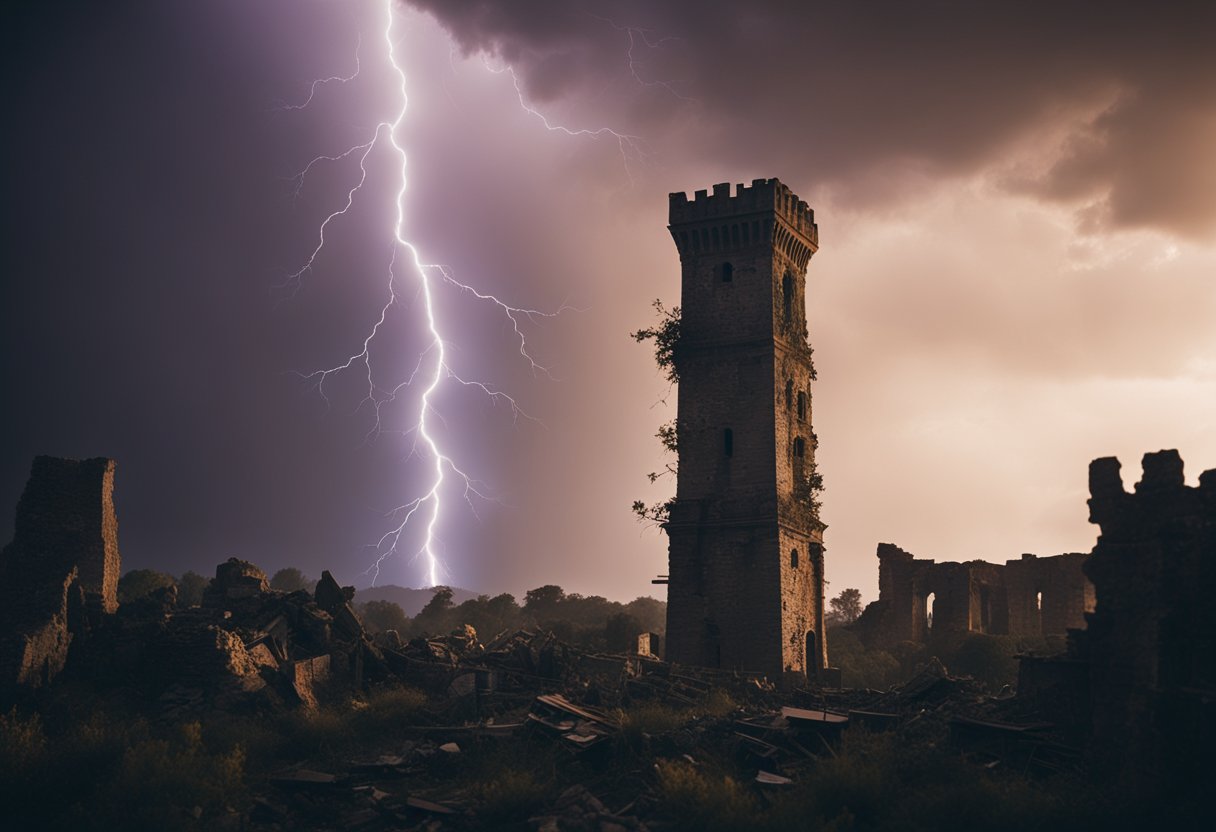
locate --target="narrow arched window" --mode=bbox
[796,391,807,420]
[793,436,805,458]
[790,548,799,568]
[721,262,733,282]
[724,428,734,457]
[782,273,794,325]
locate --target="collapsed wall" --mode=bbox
[0,456,121,701]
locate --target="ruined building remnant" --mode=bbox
[1079,449,1216,780]
[854,544,1093,647]
[0,456,121,699]
[664,179,827,683]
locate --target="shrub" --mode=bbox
[655,759,755,832]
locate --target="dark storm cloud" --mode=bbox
[408,0,1216,238]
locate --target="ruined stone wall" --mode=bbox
[3,456,120,612]
[664,179,826,682]
[0,456,120,701]
[854,542,1092,648]
[1003,552,1091,636]
[1084,449,1216,782]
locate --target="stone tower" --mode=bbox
[664,179,826,683]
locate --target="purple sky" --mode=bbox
[4,0,1214,604]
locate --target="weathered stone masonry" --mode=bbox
[0,456,121,700]
[855,543,1093,647]
[663,178,827,683]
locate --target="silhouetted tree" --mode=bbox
[828,588,863,626]
[117,569,175,604]
[412,586,455,635]
[523,585,565,620]
[176,571,208,607]
[450,593,522,640]
[359,600,410,634]
[270,567,311,593]
[624,596,666,635]
[605,611,643,652]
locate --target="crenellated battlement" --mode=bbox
[1087,449,1216,536]
[669,178,818,246]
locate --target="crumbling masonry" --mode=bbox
[1079,450,1215,780]
[0,456,121,699]
[854,544,1094,646]
[663,179,827,683]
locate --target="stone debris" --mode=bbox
[529,785,650,832]
[1,450,1211,828]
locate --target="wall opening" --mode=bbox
[791,548,799,568]
[926,592,936,633]
[721,262,733,282]
[782,273,794,325]
[796,391,807,420]
[724,428,734,457]
[793,436,805,458]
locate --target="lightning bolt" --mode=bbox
[586,14,696,102]
[481,60,649,183]
[283,0,568,587]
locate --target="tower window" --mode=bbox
[791,548,799,568]
[793,436,805,458]
[721,262,733,282]
[797,391,807,420]
[782,273,794,325]
[724,428,734,457]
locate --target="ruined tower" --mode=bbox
[664,179,826,682]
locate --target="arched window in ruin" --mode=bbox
[785,379,794,409]
[724,428,734,457]
[721,262,733,282]
[791,548,799,568]
[793,436,805,458]
[796,391,807,421]
[926,592,936,632]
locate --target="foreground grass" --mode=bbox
[653,727,1204,832]
[0,684,431,831]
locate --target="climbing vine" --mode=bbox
[631,300,681,526]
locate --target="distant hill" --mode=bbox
[353,585,479,618]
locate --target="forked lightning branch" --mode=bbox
[281,0,567,588]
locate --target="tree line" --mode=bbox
[116,567,667,653]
